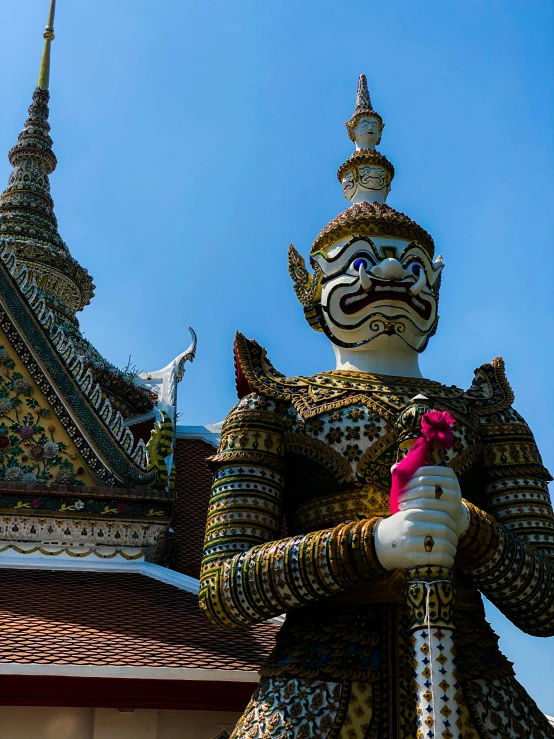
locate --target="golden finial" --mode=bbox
[37,0,56,90]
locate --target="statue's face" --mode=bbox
[358,165,386,190]
[341,167,390,205]
[312,237,443,351]
[341,171,355,198]
[353,117,382,147]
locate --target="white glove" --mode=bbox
[375,466,469,571]
[399,466,468,538]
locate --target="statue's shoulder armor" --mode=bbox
[234,332,309,405]
[235,332,362,420]
[234,332,468,422]
[464,356,515,415]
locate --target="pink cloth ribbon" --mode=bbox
[389,410,456,513]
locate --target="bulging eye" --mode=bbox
[411,263,422,276]
[353,258,369,271]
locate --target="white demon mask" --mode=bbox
[312,236,444,352]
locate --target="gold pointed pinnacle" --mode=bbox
[37,0,56,90]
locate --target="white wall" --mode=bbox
[0,707,242,739]
[158,710,240,738]
[0,707,94,739]
[93,709,158,739]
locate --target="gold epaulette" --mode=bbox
[234,331,298,402]
[464,357,515,415]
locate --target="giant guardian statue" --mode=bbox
[199,75,554,739]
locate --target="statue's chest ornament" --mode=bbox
[284,385,480,489]
[294,372,473,423]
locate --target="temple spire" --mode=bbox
[37,0,56,90]
[0,0,94,323]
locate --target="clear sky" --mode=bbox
[1,0,553,715]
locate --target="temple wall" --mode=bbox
[0,706,241,738]
[0,707,93,739]
[158,710,240,738]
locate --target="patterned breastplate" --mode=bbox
[281,373,482,535]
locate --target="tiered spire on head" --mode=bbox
[0,0,94,324]
[353,74,373,115]
[345,74,384,147]
[338,74,393,206]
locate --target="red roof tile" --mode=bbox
[0,569,278,671]
[172,437,215,578]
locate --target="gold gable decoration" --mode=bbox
[0,336,96,486]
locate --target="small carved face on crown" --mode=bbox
[342,165,391,205]
[341,172,355,198]
[353,116,383,149]
[359,166,386,190]
[311,236,444,352]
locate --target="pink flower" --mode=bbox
[117,503,127,513]
[0,435,10,449]
[18,426,34,440]
[30,498,41,509]
[420,410,456,449]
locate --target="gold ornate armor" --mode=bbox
[199,335,554,738]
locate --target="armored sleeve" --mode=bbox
[457,404,554,636]
[199,393,385,629]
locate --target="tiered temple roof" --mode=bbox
[0,0,200,496]
[0,3,277,716]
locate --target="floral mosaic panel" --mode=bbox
[0,344,84,485]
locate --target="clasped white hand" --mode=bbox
[375,466,469,571]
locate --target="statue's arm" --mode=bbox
[198,394,385,629]
[456,408,554,637]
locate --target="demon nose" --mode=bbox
[359,263,373,291]
[370,258,407,280]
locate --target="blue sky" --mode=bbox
[1,0,553,714]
